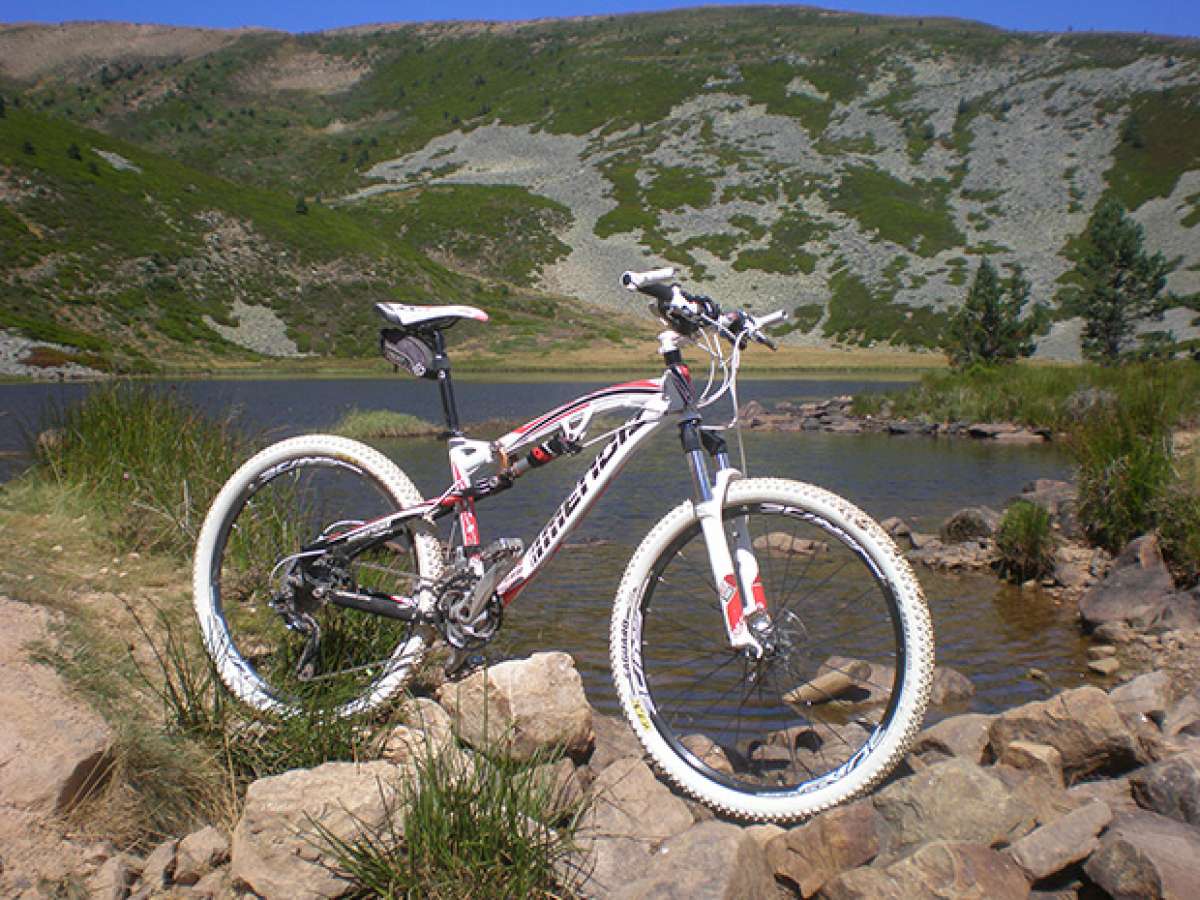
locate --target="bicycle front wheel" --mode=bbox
[193,434,443,718]
[610,477,933,821]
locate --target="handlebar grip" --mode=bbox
[621,268,676,291]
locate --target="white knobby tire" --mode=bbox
[193,434,442,717]
[610,477,933,822]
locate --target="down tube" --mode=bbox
[496,418,668,605]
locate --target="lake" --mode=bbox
[0,377,1087,717]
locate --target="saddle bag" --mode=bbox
[380,329,437,380]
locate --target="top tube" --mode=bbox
[494,377,666,454]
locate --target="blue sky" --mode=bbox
[3,1,1197,38]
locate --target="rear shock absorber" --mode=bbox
[465,433,582,501]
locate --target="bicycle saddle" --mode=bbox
[374,303,489,330]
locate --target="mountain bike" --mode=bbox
[192,268,934,821]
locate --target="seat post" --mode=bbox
[428,329,462,435]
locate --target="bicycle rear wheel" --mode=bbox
[610,477,933,821]
[193,434,443,717]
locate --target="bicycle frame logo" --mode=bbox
[496,419,653,603]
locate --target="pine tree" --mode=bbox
[1074,197,1170,364]
[0,95,6,119]
[295,195,309,215]
[946,258,1038,368]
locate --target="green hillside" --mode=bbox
[0,103,617,371]
[2,8,1200,366]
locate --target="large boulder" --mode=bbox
[988,686,1142,781]
[1078,535,1177,631]
[818,841,1029,900]
[437,652,593,762]
[871,759,1036,853]
[766,800,881,896]
[587,712,644,775]
[613,821,776,900]
[1003,799,1112,881]
[1084,810,1200,899]
[1129,749,1200,827]
[230,760,408,899]
[575,756,694,895]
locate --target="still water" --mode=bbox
[0,378,1089,717]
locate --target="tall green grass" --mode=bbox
[856,362,1200,431]
[332,408,440,440]
[34,383,248,556]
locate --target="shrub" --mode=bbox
[1156,487,1200,589]
[332,408,440,440]
[1068,375,1178,553]
[995,501,1056,583]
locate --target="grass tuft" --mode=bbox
[332,408,441,440]
[995,500,1056,583]
[315,743,586,899]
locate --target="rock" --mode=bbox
[738,400,766,424]
[988,686,1143,781]
[86,854,137,900]
[1067,772,1139,816]
[679,734,734,775]
[1129,749,1200,827]
[766,800,881,896]
[878,516,910,537]
[0,598,114,815]
[400,696,455,744]
[907,530,940,550]
[174,826,230,886]
[1084,810,1200,899]
[191,868,231,899]
[1110,670,1171,725]
[531,756,585,816]
[998,741,1065,789]
[940,507,1002,543]
[230,760,408,899]
[993,429,1046,443]
[911,713,996,764]
[819,841,1029,900]
[1089,657,1121,676]
[137,838,178,893]
[588,712,644,774]
[613,821,776,899]
[753,532,829,556]
[1078,535,1177,631]
[437,652,593,762]
[929,666,976,704]
[1095,620,1137,642]
[784,659,872,705]
[1004,800,1112,881]
[1088,644,1118,659]
[967,423,1022,439]
[576,757,694,894]
[872,759,1035,852]
[1163,691,1200,738]
[1053,544,1095,590]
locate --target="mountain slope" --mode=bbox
[3,9,1200,361]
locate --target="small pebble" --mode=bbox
[1088,657,1120,676]
[1087,645,1117,659]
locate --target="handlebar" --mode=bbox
[619,268,787,351]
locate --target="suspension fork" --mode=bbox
[681,421,767,656]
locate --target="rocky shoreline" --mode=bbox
[739,396,1050,444]
[29,645,1199,900]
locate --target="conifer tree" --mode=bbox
[1074,197,1170,364]
[946,258,1038,368]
